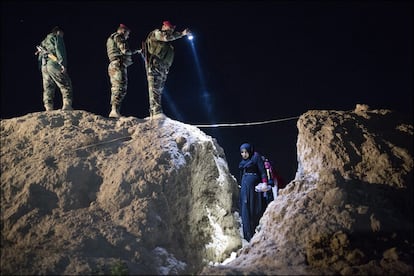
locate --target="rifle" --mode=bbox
[141,41,149,72]
[35,45,65,71]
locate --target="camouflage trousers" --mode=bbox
[41,61,73,108]
[146,58,169,116]
[108,59,128,107]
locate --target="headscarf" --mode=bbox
[240,143,254,156]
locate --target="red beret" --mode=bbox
[119,24,130,31]
[162,21,176,28]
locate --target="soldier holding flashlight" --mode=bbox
[143,20,191,117]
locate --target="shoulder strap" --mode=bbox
[109,32,119,42]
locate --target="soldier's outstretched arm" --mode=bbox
[155,29,190,42]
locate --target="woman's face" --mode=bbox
[241,148,250,160]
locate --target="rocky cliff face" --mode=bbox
[203,105,413,275]
[1,106,413,275]
[1,111,241,275]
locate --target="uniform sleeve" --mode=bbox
[54,35,67,67]
[153,29,184,42]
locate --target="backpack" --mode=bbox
[260,155,286,189]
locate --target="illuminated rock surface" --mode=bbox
[202,105,413,275]
[1,105,412,275]
[1,111,240,275]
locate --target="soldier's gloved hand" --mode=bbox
[133,49,142,55]
[182,28,191,36]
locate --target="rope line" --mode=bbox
[193,116,300,128]
[66,115,300,153]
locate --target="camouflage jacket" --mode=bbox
[106,32,134,66]
[145,29,185,67]
[39,33,68,67]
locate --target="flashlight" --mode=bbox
[187,33,194,40]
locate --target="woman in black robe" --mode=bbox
[238,143,268,242]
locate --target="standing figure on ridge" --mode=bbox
[36,26,73,111]
[142,20,191,117]
[106,23,141,118]
[238,143,269,242]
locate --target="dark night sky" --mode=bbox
[1,1,413,183]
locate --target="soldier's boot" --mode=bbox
[44,103,54,111]
[109,104,121,118]
[62,98,73,111]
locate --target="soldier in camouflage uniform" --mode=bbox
[38,26,73,111]
[144,21,191,116]
[106,24,141,118]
